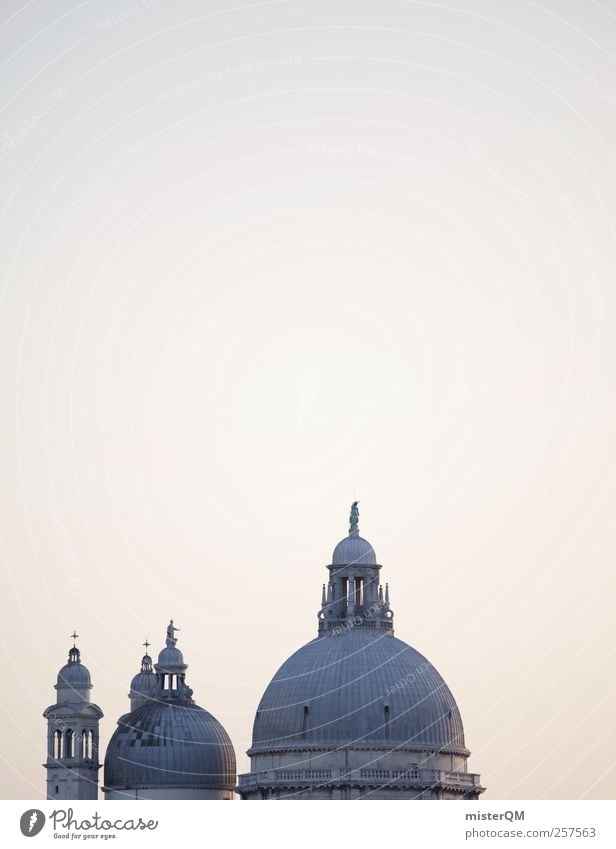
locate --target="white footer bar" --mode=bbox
[1,799,614,848]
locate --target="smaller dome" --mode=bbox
[56,648,92,690]
[104,700,236,793]
[57,662,91,688]
[332,534,377,566]
[130,671,156,696]
[129,653,157,710]
[157,646,185,670]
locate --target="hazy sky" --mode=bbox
[1,0,615,800]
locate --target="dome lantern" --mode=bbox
[154,620,192,701]
[319,503,393,636]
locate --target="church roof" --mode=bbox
[104,622,236,793]
[249,631,466,755]
[104,700,236,792]
[247,504,468,762]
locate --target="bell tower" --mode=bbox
[43,633,103,800]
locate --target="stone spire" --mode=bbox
[318,505,393,636]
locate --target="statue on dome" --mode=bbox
[349,501,360,534]
[166,620,180,647]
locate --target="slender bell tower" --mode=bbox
[43,633,104,800]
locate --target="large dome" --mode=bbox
[250,632,466,754]
[332,534,377,566]
[239,506,483,800]
[104,700,236,793]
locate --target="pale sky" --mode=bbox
[1,0,615,800]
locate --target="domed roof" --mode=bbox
[157,646,185,670]
[130,671,156,696]
[104,700,236,792]
[56,648,91,690]
[332,533,377,566]
[250,632,466,754]
[57,663,91,688]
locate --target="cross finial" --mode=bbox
[70,630,79,646]
[143,638,150,652]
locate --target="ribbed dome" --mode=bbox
[250,632,466,753]
[104,700,236,792]
[332,534,377,566]
[130,672,156,697]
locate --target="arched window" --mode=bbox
[384,705,390,741]
[88,730,94,760]
[53,729,63,759]
[301,705,309,738]
[355,578,364,607]
[65,729,75,759]
[81,730,88,759]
